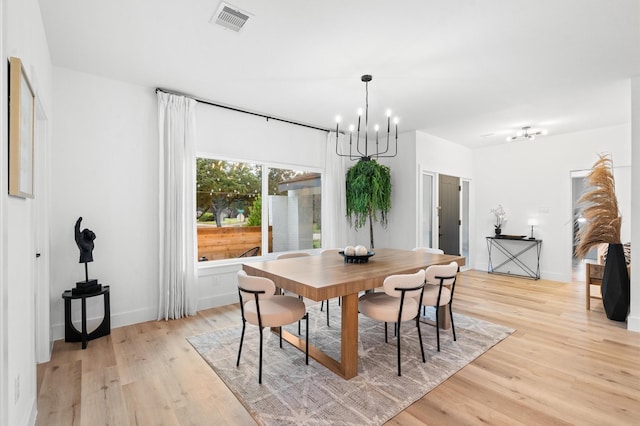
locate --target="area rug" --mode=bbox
[187,304,514,426]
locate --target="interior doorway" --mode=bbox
[571,171,595,282]
[419,171,468,260]
[438,174,460,256]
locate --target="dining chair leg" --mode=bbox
[326,300,330,327]
[279,326,283,348]
[435,307,441,352]
[258,327,264,384]
[416,316,426,363]
[320,300,331,327]
[304,312,309,365]
[384,322,388,343]
[449,303,456,341]
[236,320,246,367]
[396,322,402,376]
[298,295,304,335]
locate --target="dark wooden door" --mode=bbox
[438,174,460,255]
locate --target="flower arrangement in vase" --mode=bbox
[490,204,506,236]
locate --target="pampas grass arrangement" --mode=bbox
[574,154,622,259]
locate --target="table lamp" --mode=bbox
[527,218,538,239]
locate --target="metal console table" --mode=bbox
[486,237,542,280]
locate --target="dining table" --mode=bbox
[242,247,466,379]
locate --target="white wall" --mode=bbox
[196,104,325,169]
[473,124,631,282]
[382,132,417,250]
[1,0,53,424]
[50,68,159,338]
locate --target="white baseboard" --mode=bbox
[197,292,238,311]
[627,313,640,332]
[51,306,157,342]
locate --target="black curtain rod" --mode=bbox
[155,87,333,134]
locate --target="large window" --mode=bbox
[196,158,321,262]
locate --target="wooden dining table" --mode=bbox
[242,248,465,379]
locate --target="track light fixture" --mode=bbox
[506,126,548,142]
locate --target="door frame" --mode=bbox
[417,169,471,266]
[34,92,51,363]
[417,168,437,249]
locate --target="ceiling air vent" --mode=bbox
[211,2,251,32]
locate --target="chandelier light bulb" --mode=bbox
[349,124,355,132]
[357,108,363,116]
[374,124,379,132]
[335,115,342,124]
[393,117,399,124]
[386,109,392,117]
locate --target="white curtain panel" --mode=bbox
[157,92,198,320]
[322,132,348,249]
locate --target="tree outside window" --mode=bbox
[196,158,321,261]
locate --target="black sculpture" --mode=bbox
[73,217,100,294]
[75,217,96,263]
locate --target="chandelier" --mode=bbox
[506,126,548,142]
[335,75,398,160]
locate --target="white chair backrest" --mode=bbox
[237,270,276,303]
[321,248,341,256]
[276,252,311,259]
[424,261,458,286]
[413,247,445,255]
[382,269,426,299]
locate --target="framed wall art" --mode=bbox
[9,56,35,198]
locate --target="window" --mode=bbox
[196,158,321,262]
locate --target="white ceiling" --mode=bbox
[38,0,640,148]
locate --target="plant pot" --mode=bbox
[601,243,630,321]
[494,227,502,237]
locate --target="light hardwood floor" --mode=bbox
[36,270,640,425]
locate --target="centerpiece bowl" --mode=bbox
[338,251,375,263]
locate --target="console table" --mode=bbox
[62,285,111,349]
[486,237,542,280]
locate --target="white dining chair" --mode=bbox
[236,270,309,384]
[413,247,445,254]
[358,269,426,376]
[419,261,458,351]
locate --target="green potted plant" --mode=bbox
[575,154,629,321]
[345,158,391,249]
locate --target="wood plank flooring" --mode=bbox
[36,270,640,425]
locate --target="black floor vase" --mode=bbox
[601,243,630,321]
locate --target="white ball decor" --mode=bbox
[344,245,356,256]
[355,245,369,256]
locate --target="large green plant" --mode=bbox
[345,159,391,249]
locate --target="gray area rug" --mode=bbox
[188,303,514,426]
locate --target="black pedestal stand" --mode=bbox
[72,262,101,295]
